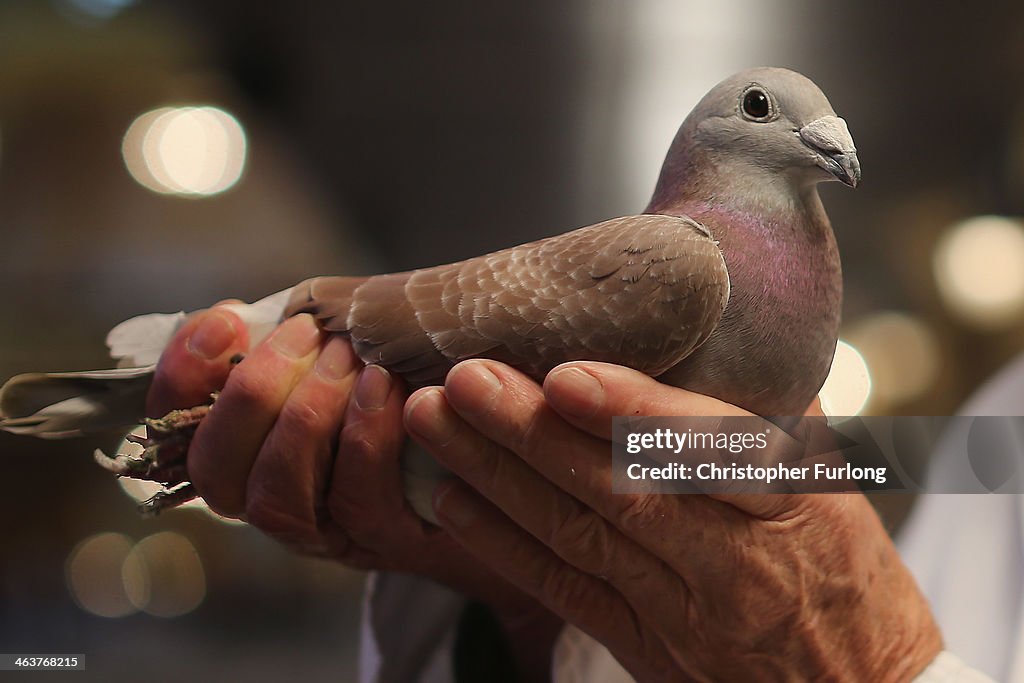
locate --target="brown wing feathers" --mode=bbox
[284,215,729,388]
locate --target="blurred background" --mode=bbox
[1,1,1023,680]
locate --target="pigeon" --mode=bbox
[0,67,859,517]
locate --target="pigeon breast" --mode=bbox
[658,196,842,416]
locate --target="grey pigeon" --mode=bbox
[0,67,859,515]
[284,66,856,417]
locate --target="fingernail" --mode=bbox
[315,336,357,381]
[270,314,321,358]
[434,481,477,527]
[187,311,236,359]
[354,364,392,411]
[546,366,604,418]
[406,389,459,445]
[447,361,502,415]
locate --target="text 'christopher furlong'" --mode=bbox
[626,462,889,485]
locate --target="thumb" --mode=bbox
[542,361,747,441]
[146,306,250,416]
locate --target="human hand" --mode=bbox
[405,359,944,681]
[146,308,545,620]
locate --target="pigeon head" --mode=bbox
[651,67,860,212]
[694,67,858,188]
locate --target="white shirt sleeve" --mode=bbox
[897,353,1024,681]
[359,571,464,683]
[913,652,998,683]
[552,625,633,683]
[550,627,996,683]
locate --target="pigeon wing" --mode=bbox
[286,214,730,387]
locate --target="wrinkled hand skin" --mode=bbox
[147,307,550,631]
[406,359,944,682]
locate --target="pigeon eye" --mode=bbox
[741,88,772,120]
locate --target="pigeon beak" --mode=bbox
[799,115,861,188]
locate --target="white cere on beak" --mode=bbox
[799,116,860,188]
[799,116,856,155]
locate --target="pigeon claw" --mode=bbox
[138,483,198,518]
[94,397,217,515]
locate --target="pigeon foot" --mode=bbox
[94,399,215,516]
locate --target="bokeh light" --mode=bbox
[933,215,1024,329]
[122,106,248,197]
[847,312,941,407]
[65,533,137,618]
[123,532,207,617]
[819,340,872,419]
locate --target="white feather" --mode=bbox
[219,288,295,350]
[105,287,294,365]
[106,312,187,367]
